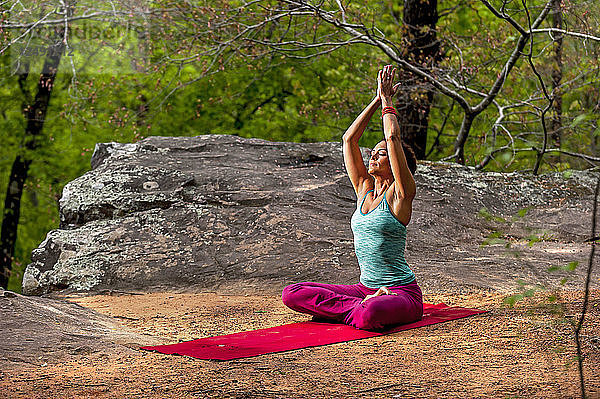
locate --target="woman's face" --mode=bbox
[367,141,391,176]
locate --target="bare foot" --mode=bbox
[360,286,398,303]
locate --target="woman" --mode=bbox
[281,65,422,331]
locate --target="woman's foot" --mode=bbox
[361,286,397,303]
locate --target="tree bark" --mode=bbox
[453,113,475,164]
[394,0,440,159]
[0,32,66,288]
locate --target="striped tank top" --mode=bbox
[350,189,415,289]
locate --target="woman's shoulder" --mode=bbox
[356,178,375,200]
[385,182,413,226]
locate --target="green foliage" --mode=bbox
[503,279,546,307]
[480,229,507,247]
[429,0,600,172]
[478,207,507,223]
[499,255,582,304]
[0,9,384,291]
[478,205,532,248]
[478,206,551,251]
[477,207,581,310]
[525,231,555,247]
[546,261,580,286]
[516,208,530,219]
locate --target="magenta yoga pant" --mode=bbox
[281,280,423,331]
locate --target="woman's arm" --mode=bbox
[342,97,380,196]
[379,66,417,201]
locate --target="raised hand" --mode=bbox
[377,64,397,100]
[376,65,400,101]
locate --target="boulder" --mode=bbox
[0,288,159,367]
[22,134,598,295]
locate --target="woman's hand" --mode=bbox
[361,286,398,304]
[376,64,401,102]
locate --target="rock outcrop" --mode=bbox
[0,288,159,368]
[22,135,598,296]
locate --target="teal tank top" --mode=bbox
[350,189,416,289]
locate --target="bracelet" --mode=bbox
[382,106,398,118]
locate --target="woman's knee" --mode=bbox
[351,298,421,330]
[281,282,305,308]
[351,300,387,330]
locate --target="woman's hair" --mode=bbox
[402,142,417,175]
[376,139,418,175]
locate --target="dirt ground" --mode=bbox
[2,289,600,398]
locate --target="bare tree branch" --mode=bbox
[473,0,553,115]
[2,0,597,175]
[575,175,600,399]
[480,147,600,167]
[532,28,600,42]
[448,0,554,163]
[520,0,554,175]
[479,0,527,35]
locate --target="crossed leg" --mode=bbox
[348,289,423,330]
[282,281,423,331]
[281,281,364,321]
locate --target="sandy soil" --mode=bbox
[2,289,599,398]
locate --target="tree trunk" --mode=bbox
[454,113,475,165]
[0,157,32,288]
[394,0,440,159]
[0,32,66,289]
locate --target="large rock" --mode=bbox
[0,288,159,367]
[22,135,598,295]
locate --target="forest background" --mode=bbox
[0,0,599,292]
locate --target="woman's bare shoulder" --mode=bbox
[386,182,413,225]
[356,178,375,200]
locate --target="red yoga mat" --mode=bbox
[140,303,487,360]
